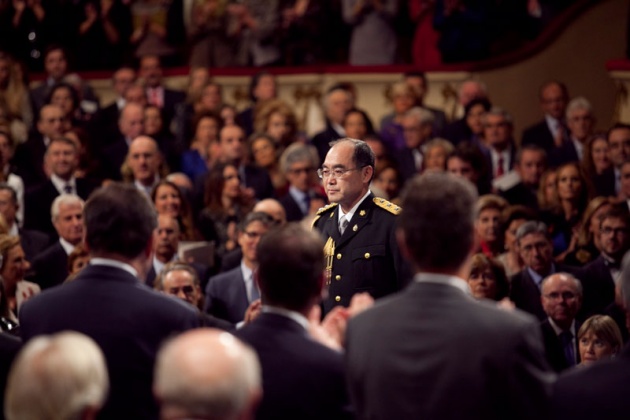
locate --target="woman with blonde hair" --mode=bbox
[0,234,39,321]
[253,99,298,149]
[537,169,558,211]
[578,315,623,367]
[564,197,614,266]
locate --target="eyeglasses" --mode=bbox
[543,292,578,301]
[243,230,264,239]
[317,166,364,180]
[168,285,195,295]
[601,226,628,236]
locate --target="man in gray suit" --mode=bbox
[345,173,554,420]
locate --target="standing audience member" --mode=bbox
[235,223,353,419]
[154,329,261,420]
[227,1,282,67]
[549,97,595,167]
[278,143,320,222]
[20,183,200,419]
[482,107,516,182]
[30,195,84,289]
[501,145,547,209]
[5,332,108,420]
[522,81,570,154]
[539,273,583,372]
[343,0,398,65]
[346,173,553,419]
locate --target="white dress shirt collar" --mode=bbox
[338,190,371,224]
[414,272,471,296]
[51,174,76,195]
[261,305,310,331]
[90,258,138,278]
[59,237,76,255]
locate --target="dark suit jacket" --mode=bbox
[540,318,580,373]
[441,118,471,145]
[426,106,447,136]
[510,264,579,321]
[521,120,555,153]
[242,164,274,201]
[500,182,539,209]
[395,147,421,184]
[592,166,616,198]
[279,192,307,222]
[29,241,69,290]
[19,228,52,264]
[161,88,186,127]
[13,133,47,188]
[19,264,199,420]
[548,139,579,168]
[92,102,122,151]
[102,137,129,181]
[312,195,407,314]
[235,312,352,420]
[24,178,98,235]
[311,123,344,165]
[578,255,617,317]
[203,266,249,324]
[0,333,20,420]
[346,279,553,420]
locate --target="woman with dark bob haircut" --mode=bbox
[466,253,510,301]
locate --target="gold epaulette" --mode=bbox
[316,202,338,215]
[373,197,402,215]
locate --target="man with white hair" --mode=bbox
[5,331,109,420]
[395,106,435,183]
[154,328,261,420]
[549,97,595,167]
[30,194,84,289]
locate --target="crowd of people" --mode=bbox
[0,0,574,72]
[0,37,628,418]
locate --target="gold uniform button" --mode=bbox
[335,296,341,302]
[336,253,342,260]
[335,275,341,281]
[364,252,370,259]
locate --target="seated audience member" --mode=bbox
[204,212,276,324]
[442,97,491,146]
[311,85,353,163]
[146,214,209,289]
[422,138,453,173]
[581,134,611,181]
[0,131,24,224]
[580,206,630,317]
[144,104,179,171]
[541,162,591,258]
[0,234,39,320]
[403,71,447,134]
[123,83,148,107]
[481,107,517,182]
[198,162,254,259]
[540,273,583,372]
[102,102,145,180]
[395,107,435,183]
[138,55,186,128]
[595,124,630,198]
[154,329,261,420]
[30,195,84,289]
[238,72,277,137]
[577,315,623,367]
[151,180,199,241]
[216,124,274,200]
[180,111,222,181]
[466,253,510,302]
[372,163,402,203]
[66,243,89,280]
[564,197,614,267]
[446,141,491,194]
[278,143,320,222]
[235,223,352,419]
[19,183,200,419]
[501,145,547,209]
[249,133,285,194]
[175,81,223,150]
[474,195,508,258]
[538,169,557,211]
[552,253,630,419]
[342,108,375,142]
[154,262,233,330]
[0,184,50,263]
[510,221,578,321]
[521,81,570,155]
[46,82,84,131]
[5,332,108,420]
[496,205,537,277]
[549,97,595,168]
[24,136,96,236]
[253,99,298,149]
[95,66,137,146]
[122,135,166,196]
[380,82,417,152]
[220,103,237,126]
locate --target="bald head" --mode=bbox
[253,199,287,225]
[154,329,261,420]
[127,136,161,185]
[119,103,144,139]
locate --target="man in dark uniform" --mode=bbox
[312,138,405,314]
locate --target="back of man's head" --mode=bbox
[5,332,108,420]
[154,329,261,420]
[84,183,157,259]
[257,223,324,312]
[399,173,477,272]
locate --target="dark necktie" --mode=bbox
[559,330,575,366]
[63,184,72,194]
[303,194,311,216]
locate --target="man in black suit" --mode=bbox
[93,66,136,151]
[102,102,145,181]
[155,329,261,419]
[125,135,163,196]
[24,136,97,235]
[278,144,320,222]
[521,80,569,154]
[595,123,630,197]
[310,86,353,164]
[235,223,352,420]
[510,221,578,320]
[139,55,185,129]
[551,253,630,419]
[403,71,447,135]
[218,124,273,200]
[501,145,547,209]
[205,212,276,324]
[540,273,583,373]
[482,107,517,181]
[395,107,434,183]
[0,184,50,264]
[30,195,84,289]
[313,139,406,314]
[580,205,630,317]
[19,183,199,419]
[548,97,595,168]
[346,173,553,419]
